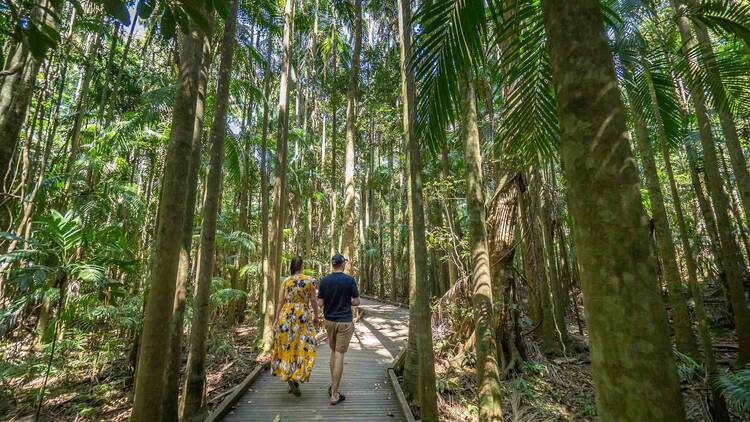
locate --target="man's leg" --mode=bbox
[329,342,335,379]
[330,350,345,402]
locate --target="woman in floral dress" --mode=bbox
[271,256,319,396]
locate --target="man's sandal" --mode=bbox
[330,393,346,405]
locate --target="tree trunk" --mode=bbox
[624,68,698,358]
[130,16,208,422]
[397,0,438,417]
[180,3,238,419]
[644,67,731,422]
[540,0,686,419]
[686,0,750,229]
[487,172,526,376]
[672,0,750,364]
[461,67,503,421]
[0,0,58,231]
[262,0,295,354]
[162,37,211,422]
[259,32,272,330]
[341,0,362,263]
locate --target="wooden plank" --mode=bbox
[387,368,416,422]
[222,298,409,421]
[207,362,268,422]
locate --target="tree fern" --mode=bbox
[714,366,750,416]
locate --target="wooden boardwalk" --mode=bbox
[222,298,410,421]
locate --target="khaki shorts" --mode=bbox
[324,319,354,353]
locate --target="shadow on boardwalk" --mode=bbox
[222,299,409,421]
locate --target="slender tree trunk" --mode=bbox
[262,0,295,354]
[397,0,438,417]
[259,32,272,330]
[0,0,58,230]
[341,0,362,263]
[540,1,686,419]
[624,68,698,358]
[389,142,397,302]
[461,67,503,421]
[131,16,207,422]
[644,67,730,421]
[672,0,750,364]
[686,0,750,228]
[179,3,238,419]
[162,38,211,422]
[62,30,102,202]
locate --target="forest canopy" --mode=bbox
[2,0,750,421]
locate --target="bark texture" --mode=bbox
[180,2,238,420]
[541,0,686,419]
[131,20,207,422]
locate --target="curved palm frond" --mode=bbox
[413,0,490,153]
[494,0,559,165]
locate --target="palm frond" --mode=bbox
[414,0,490,153]
[494,0,559,164]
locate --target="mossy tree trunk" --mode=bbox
[263,0,295,354]
[162,37,211,422]
[672,0,750,364]
[179,3,238,419]
[623,66,698,359]
[397,0,438,417]
[341,0,362,264]
[130,14,208,422]
[461,67,503,421]
[540,0,686,419]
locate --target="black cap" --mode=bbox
[332,253,348,266]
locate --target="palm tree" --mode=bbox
[262,0,296,354]
[540,0,685,419]
[671,0,750,364]
[163,36,212,422]
[397,0,439,418]
[131,12,209,422]
[341,0,363,263]
[180,1,239,419]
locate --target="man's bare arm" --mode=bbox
[351,297,360,306]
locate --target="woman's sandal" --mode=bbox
[291,381,301,397]
[330,393,346,405]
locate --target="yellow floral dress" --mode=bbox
[271,274,318,382]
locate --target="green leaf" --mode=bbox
[103,0,131,26]
[137,0,156,20]
[212,0,230,20]
[173,7,191,34]
[160,8,177,39]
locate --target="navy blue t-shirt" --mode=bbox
[317,272,359,322]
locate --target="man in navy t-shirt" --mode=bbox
[317,253,360,405]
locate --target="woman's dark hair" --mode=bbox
[290,256,304,275]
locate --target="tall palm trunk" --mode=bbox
[685,0,750,228]
[540,0,685,419]
[162,38,211,422]
[62,30,102,200]
[180,2,238,419]
[0,0,59,231]
[461,67,503,421]
[623,68,698,358]
[341,0,362,263]
[671,0,750,364]
[259,32,272,329]
[131,15,208,422]
[644,67,731,422]
[397,0,438,418]
[262,0,295,353]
